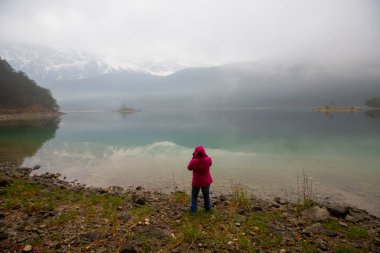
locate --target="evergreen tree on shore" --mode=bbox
[365,95,380,108]
[0,58,59,113]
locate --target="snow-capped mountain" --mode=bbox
[0,42,186,85]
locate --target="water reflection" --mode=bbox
[0,117,60,166]
[3,109,380,215]
[364,110,380,121]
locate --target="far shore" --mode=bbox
[314,106,362,113]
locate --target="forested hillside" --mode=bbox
[0,58,59,114]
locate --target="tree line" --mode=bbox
[0,58,59,113]
[365,95,380,108]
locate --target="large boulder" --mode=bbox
[326,203,350,218]
[302,206,331,222]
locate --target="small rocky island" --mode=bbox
[112,104,141,114]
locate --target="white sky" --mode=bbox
[0,0,379,66]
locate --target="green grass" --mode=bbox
[182,226,202,242]
[335,245,356,253]
[174,191,188,203]
[139,235,154,252]
[237,235,250,250]
[300,241,319,253]
[231,181,251,210]
[1,175,374,252]
[346,226,368,239]
[324,220,341,231]
[45,210,78,226]
[323,221,368,240]
[129,205,153,218]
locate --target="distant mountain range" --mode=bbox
[0,42,186,84]
[1,43,379,110]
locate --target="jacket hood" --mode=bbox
[193,146,207,158]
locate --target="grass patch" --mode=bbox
[129,205,153,218]
[300,241,319,253]
[230,181,251,210]
[335,245,356,253]
[182,226,202,243]
[139,235,154,252]
[174,191,188,204]
[46,210,78,226]
[346,226,368,239]
[296,169,316,210]
[237,235,250,250]
[323,220,341,231]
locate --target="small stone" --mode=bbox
[219,194,227,202]
[23,245,33,252]
[235,222,241,227]
[303,223,323,234]
[338,221,348,227]
[280,249,286,253]
[253,206,263,211]
[0,179,10,187]
[227,241,234,245]
[274,197,286,205]
[119,215,130,223]
[119,241,141,253]
[0,230,8,240]
[345,214,354,222]
[134,195,146,205]
[316,239,329,250]
[85,245,91,250]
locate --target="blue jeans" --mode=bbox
[190,185,211,213]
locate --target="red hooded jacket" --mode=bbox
[187,146,213,186]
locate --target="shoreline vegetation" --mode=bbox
[1,162,379,252]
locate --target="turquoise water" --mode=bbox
[4,108,380,215]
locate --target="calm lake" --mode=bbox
[1,108,380,215]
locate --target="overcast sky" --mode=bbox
[0,0,379,66]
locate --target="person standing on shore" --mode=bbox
[187,145,213,214]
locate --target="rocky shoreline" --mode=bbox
[0,161,379,252]
[0,112,64,121]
